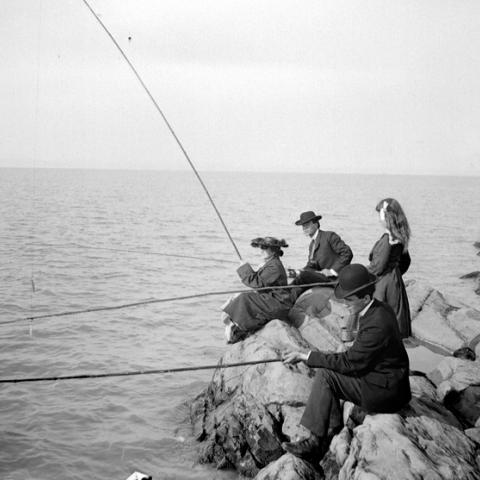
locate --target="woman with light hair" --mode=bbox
[368,198,412,338]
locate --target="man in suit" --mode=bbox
[282,264,411,462]
[289,211,353,295]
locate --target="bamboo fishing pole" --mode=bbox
[0,358,282,384]
[0,281,336,327]
[81,0,242,260]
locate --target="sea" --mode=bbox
[0,168,479,480]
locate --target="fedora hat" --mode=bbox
[251,237,288,249]
[334,264,377,299]
[294,211,322,226]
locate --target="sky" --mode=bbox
[1,0,480,175]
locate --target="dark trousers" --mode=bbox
[291,269,334,302]
[301,368,363,437]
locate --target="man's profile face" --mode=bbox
[302,221,318,237]
[342,295,369,315]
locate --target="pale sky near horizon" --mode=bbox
[1,0,480,175]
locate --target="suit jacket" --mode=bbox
[307,299,411,412]
[306,230,353,273]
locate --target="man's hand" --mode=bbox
[282,351,309,364]
[319,268,337,277]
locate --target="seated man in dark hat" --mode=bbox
[289,211,352,297]
[282,264,411,463]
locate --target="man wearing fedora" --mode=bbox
[289,210,353,295]
[282,264,411,463]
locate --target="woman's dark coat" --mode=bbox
[368,233,411,338]
[223,256,292,331]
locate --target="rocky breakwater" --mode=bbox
[190,281,480,479]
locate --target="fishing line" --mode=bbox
[81,0,242,260]
[0,358,282,384]
[30,241,237,265]
[0,281,336,327]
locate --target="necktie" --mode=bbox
[308,238,315,261]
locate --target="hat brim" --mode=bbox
[295,215,322,226]
[334,273,377,300]
[251,238,288,249]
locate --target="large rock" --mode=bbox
[427,356,480,427]
[322,397,478,480]
[191,320,315,476]
[289,286,360,350]
[407,280,480,355]
[444,386,480,428]
[191,283,480,478]
[428,356,480,401]
[288,287,333,328]
[265,374,479,480]
[255,453,324,480]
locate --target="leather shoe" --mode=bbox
[281,434,322,461]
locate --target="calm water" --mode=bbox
[0,168,479,480]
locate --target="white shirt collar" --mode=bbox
[359,299,374,317]
[385,229,400,245]
[311,227,320,242]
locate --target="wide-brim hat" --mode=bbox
[334,264,377,299]
[251,237,288,249]
[295,211,322,226]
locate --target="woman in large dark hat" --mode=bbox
[222,236,293,343]
[367,198,412,338]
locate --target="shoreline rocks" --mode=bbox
[406,279,480,357]
[460,271,480,296]
[190,281,480,479]
[459,241,480,294]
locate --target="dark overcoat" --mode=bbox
[368,233,411,338]
[223,256,292,331]
[306,299,411,413]
[306,230,353,273]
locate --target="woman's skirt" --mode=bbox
[223,291,291,332]
[374,267,411,338]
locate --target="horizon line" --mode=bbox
[0,165,479,178]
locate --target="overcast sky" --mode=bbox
[1,0,479,175]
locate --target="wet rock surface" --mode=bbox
[190,282,480,478]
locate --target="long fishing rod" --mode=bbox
[0,358,282,384]
[81,0,242,261]
[0,281,336,327]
